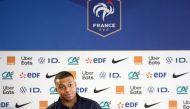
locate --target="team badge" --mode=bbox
[87,0,122,37]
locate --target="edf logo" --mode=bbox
[27,73,40,78]
[93,58,106,63]
[154,72,167,78]
[0,102,9,108]
[86,57,106,64]
[87,0,121,37]
[125,102,138,108]
[77,87,88,93]
[20,72,40,78]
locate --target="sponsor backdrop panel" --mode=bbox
[0,51,190,109]
[0,0,190,50]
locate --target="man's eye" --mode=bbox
[59,85,65,89]
[68,84,72,87]
[59,86,63,89]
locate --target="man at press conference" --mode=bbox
[46,71,102,109]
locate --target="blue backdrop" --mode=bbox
[0,0,190,50]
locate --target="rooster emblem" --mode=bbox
[87,0,121,37]
[93,2,114,21]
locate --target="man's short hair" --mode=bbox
[54,71,74,84]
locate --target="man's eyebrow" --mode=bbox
[58,82,73,85]
[58,84,65,86]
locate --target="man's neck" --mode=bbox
[61,96,77,108]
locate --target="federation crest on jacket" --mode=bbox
[87,0,121,37]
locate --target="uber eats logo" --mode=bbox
[148,56,160,65]
[183,100,190,109]
[3,86,14,94]
[82,71,94,80]
[130,86,142,94]
[21,56,33,65]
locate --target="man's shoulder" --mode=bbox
[46,101,57,109]
[81,96,96,102]
[80,96,99,105]
[79,96,101,109]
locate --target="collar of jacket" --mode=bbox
[57,93,81,109]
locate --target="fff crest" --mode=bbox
[87,0,122,37]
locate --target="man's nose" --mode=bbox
[65,87,70,92]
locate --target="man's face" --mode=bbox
[55,76,77,101]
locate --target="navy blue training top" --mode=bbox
[46,94,101,109]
